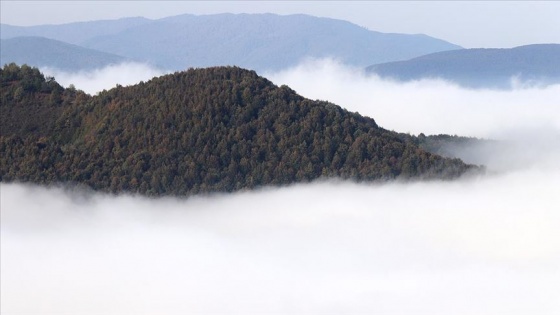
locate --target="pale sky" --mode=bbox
[1,1,559,48]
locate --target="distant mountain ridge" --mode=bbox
[0,36,130,71]
[366,44,560,88]
[0,17,151,45]
[1,13,462,72]
[0,64,476,196]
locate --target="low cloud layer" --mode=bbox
[266,58,560,139]
[2,167,560,313]
[41,62,166,95]
[3,60,560,313]
[40,60,560,140]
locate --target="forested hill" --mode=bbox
[1,64,476,196]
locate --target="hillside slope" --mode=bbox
[366,44,560,88]
[1,64,476,196]
[0,36,129,71]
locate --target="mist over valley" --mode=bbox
[3,59,560,313]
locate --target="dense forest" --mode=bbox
[1,64,478,196]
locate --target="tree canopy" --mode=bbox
[1,64,478,196]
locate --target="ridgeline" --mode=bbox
[366,44,560,88]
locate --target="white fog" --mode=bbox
[2,61,560,314]
[266,58,560,138]
[41,62,167,95]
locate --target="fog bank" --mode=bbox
[41,62,166,95]
[40,60,560,140]
[266,58,560,138]
[2,166,560,313]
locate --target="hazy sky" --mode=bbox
[1,1,559,48]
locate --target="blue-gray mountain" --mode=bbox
[0,17,151,45]
[366,44,560,88]
[1,13,461,72]
[0,36,130,71]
